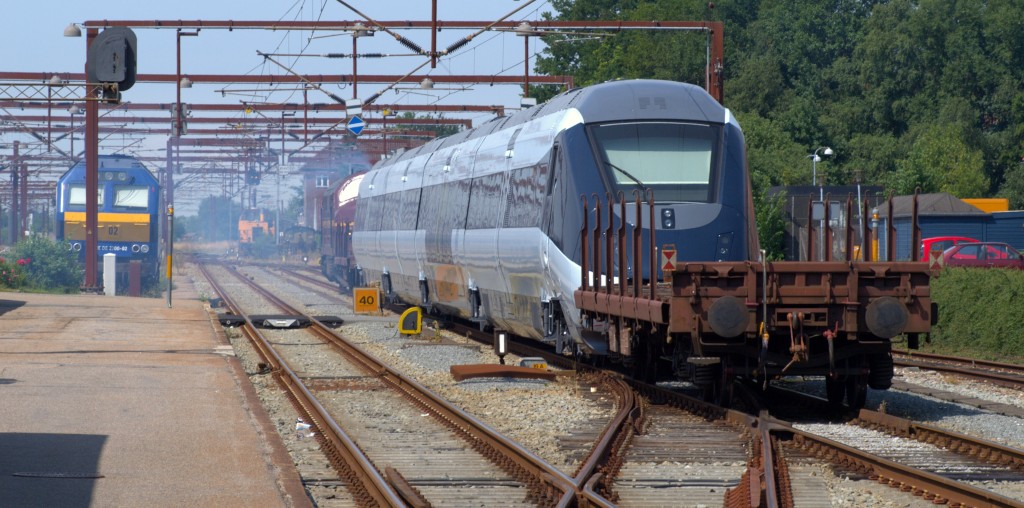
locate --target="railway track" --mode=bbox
[217,260,1024,506]
[199,262,579,506]
[770,386,1024,506]
[199,263,392,506]
[893,350,1024,390]
[258,264,778,505]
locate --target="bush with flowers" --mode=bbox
[0,256,28,288]
[8,236,83,293]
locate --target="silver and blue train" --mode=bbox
[348,79,756,353]
[56,154,161,286]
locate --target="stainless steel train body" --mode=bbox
[352,80,755,351]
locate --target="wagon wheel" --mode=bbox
[846,374,868,410]
[630,335,660,384]
[716,362,735,408]
[825,376,845,407]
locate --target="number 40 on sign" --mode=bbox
[353,287,380,314]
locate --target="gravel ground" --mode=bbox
[190,261,1024,506]
[794,421,1024,502]
[779,367,1024,451]
[892,367,1024,448]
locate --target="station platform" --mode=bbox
[0,279,310,507]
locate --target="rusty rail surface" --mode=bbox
[769,385,1024,507]
[781,422,1024,508]
[892,351,1024,390]
[572,374,643,506]
[216,264,579,507]
[196,263,405,507]
[854,409,1024,473]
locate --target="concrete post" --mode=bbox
[103,253,116,296]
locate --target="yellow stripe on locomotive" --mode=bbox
[62,212,153,242]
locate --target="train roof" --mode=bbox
[375,79,726,170]
[57,154,156,182]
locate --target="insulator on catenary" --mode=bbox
[444,38,471,55]
[326,91,346,104]
[394,35,424,54]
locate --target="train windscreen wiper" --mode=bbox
[603,159,649,194]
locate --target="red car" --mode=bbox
[942,242,1024,269]
[921,236,978,260]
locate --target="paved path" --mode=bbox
[0,280,309,508]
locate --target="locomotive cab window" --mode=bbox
[589,122,718,203]
[66,184,104,208]
[113,185,150,210]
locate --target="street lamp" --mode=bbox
[63,23,81,38]
[810,146,833,187]
[809,146,833,260]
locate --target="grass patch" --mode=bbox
[908,267,1024,364]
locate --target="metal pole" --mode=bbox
[10,141,18,245]
[352,33,358,100]
[84,27,99,289]
[524,35,530,97]
[166,205,173,307]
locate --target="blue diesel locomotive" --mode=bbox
[56,154,161,287]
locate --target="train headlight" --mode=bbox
[865,296,909,338]
[660,208,675,229]
[715,232,734,260]
[131,244,141,253]
[140,245,149,253]
[72,243,82,252]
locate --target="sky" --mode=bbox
[3,1,558,214]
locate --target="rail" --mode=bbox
[217,264,579,506]
[195,262,405,507]
[892,351,1024,390]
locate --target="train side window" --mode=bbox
[547,144,560,196]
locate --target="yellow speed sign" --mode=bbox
[353,287,380,314]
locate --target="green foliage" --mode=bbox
[925,267,1024,362]
[9,236,83,293]
[997,164,1024,209]
[885,123,988,197]
[750,171,787,260]
[395,112,462,138]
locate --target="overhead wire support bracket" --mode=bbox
[0,82,120,103]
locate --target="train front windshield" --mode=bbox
[589,122,719,203]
